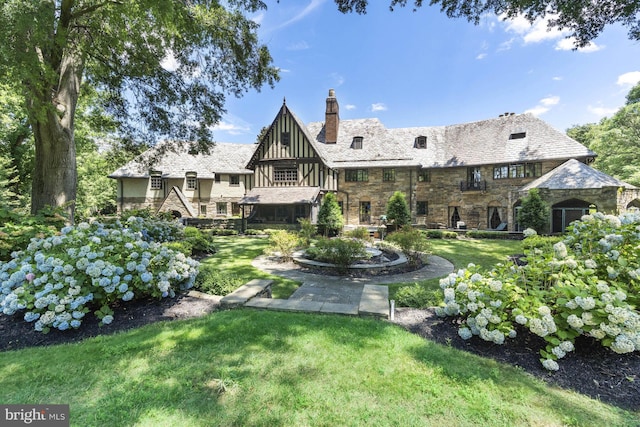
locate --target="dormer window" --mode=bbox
[150,170,162,190]
[415,136,427,149]
[351,136,363,149]
[509,131,527,140]
[186,172,197,190]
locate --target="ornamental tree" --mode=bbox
[517,188,550,234]
[317,192,344,237]
[386,191,411,230]
[0,1,278,221]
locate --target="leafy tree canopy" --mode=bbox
[333,0,640,47]
[566,83,640,186]
[0,1,279,218]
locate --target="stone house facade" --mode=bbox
[109,90,640,232]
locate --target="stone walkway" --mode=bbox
[244,255,455,319]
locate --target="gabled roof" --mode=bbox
[306,113,595,169]
[519,159,637,191]
[246,102,330,169]
[109,141,254,179]
[239,187,321,205]
[159,186,197,217]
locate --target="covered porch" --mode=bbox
[240,187,321,225]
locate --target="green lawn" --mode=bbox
[202,236,300,298]
[1,309,637,426]
[387,237,523,303]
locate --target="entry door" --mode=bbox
[359,201,371,224]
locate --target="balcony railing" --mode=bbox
[460,180,487,192]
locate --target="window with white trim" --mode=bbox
[230,175,240,186]
[186,172,197,190]
[415,136,427,149]
[217,202,227,215]
[150,171,162,190]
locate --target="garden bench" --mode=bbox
[220,279,273,308]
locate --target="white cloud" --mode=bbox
[588,105,617,117]
[497,37,515,52]
[251,12,265,25]
[617,71,640,86]
[371,103,387,112]
[213,115,251,136]
[525,95,560,116]
[160,51,179,72]
[555,37,603,52]
[476,53,487,60]
[540,96,560,106]
[275,0,327,30]
[330,72,345,87]
[276,67,291,73]
[287,41,310,51]
[502,14,571,47]
[344,104,356,111]
[552,76,563,81]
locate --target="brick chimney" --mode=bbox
[324,89,339,144]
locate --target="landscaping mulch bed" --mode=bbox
[1,296,638,412]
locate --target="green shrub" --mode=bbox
[0,206,67,262]
[164,241,193,257]
[194,265,244,296]
[297,218,317,247]
[424,230,457,239]
[209,228,239,236]
[305,238,368,273]
[466,230,521,240]
[264,230,300,261]
[344,227,371,242]
[394,284,438,308]
[386,227,430,266]
[243,228,265,236]
[184,227,216,256]
[522,234,562,251]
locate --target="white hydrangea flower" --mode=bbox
[458,327,473,340]
[542,359,559,371]
[611,335,635,354]
[489,280,502,292]
[551,346,566,359]
[538,306,551,316]
[515,315,527,325]
[553,242,568,259]
[567,314,584,329]
[559,341,575,352]
[589,329,606,339]
[584,259,597,269]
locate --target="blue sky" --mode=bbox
[211,0,640,144]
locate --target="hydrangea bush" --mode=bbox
[436,212,640,370]
[0,217,199,333]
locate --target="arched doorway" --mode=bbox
[627,199,640,211]
[552,199,594,233]
[449,206,461,228]
[171,210,182,219]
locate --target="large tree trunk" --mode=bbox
[29,51,82,222]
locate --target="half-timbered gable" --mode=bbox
[247,101,337,191]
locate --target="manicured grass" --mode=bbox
[1,309,637,426]
[387,238,523,304]
[202,236,300,298]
